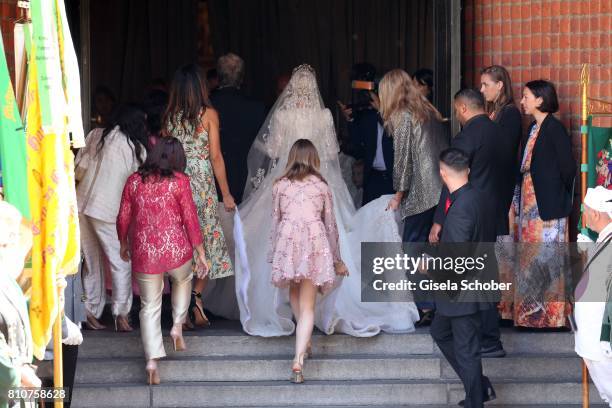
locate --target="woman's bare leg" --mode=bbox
[289,283,300,322]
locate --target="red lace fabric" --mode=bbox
[117,172,203,274]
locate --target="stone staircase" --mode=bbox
[71,321,607,407]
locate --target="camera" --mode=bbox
[347,63,379,112]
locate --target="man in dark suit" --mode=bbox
[429,89,506,358]
[210,53,266,205]
[347,106,394,205]
[427,148,497,408]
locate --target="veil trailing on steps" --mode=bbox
[234,64,419,337]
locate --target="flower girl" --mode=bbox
[267,139,348,383]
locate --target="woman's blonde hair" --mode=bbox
[277,139,326,183]
[379,69,443,134]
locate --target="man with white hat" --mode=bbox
[575,186,612,407]
[0,200,41,407]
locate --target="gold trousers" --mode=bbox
[135,260,192,360]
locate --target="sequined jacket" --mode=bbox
[391,111,448,219]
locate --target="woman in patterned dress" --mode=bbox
[516,80,576,328]
[164,64,235,327]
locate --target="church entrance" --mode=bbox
[64,0,462,322]
[67,0,462,137]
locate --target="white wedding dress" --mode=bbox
[234,65,419,337]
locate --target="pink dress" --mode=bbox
[117,172,203,274]
[268,175,340,291]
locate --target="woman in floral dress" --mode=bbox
[516,80,576,328]
[164,64,235,327]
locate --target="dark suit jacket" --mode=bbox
[434,114,506,235]
[522,113,576,221]
[493,104,523,235]
[210,87,266,204]
[433,183,498,317]
[348,108,394,180]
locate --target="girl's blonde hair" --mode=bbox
[378,69,443,134]
[277,139,327,183]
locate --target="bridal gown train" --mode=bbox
[232,65,419,337]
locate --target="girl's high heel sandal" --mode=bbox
[290,360,304,384]
[145,360,160,385]
[189,291,210,327]
[114,315,133,332]
[170,324,187,352]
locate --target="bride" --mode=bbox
[234,64,419,337]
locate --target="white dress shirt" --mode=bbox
[75,127,145,223]
[575,222,612,361]
[372,122,386,171]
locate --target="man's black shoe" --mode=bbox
[415,310,434,327]
[458,376,497,406]
[481,346,506,358]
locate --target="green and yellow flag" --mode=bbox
[579,116,612,239]
[0,30,30,218]
[586,116,612,190]
[26,0,81,359]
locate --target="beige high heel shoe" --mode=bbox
[145,360,160,385]
[170,324,186,352]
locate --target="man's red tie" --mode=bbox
[444,197,452,215]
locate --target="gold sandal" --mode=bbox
[290,360,304,384]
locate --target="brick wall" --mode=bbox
[463,0,611,233]
[1,0,19,84]
[463,0,611,134]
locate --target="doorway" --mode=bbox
[70,0,461,135]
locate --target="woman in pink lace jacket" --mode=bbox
[267,139,348,383]
[117,137,208,385]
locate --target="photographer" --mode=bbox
[338,63,394,206]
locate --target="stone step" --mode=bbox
[78,331,434,358]
[71,405,611,408]
[71,379,605,407]
[78,329,574,359]
[441,355,582,381]
[75,354,582,384]
[72,405,611,408]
